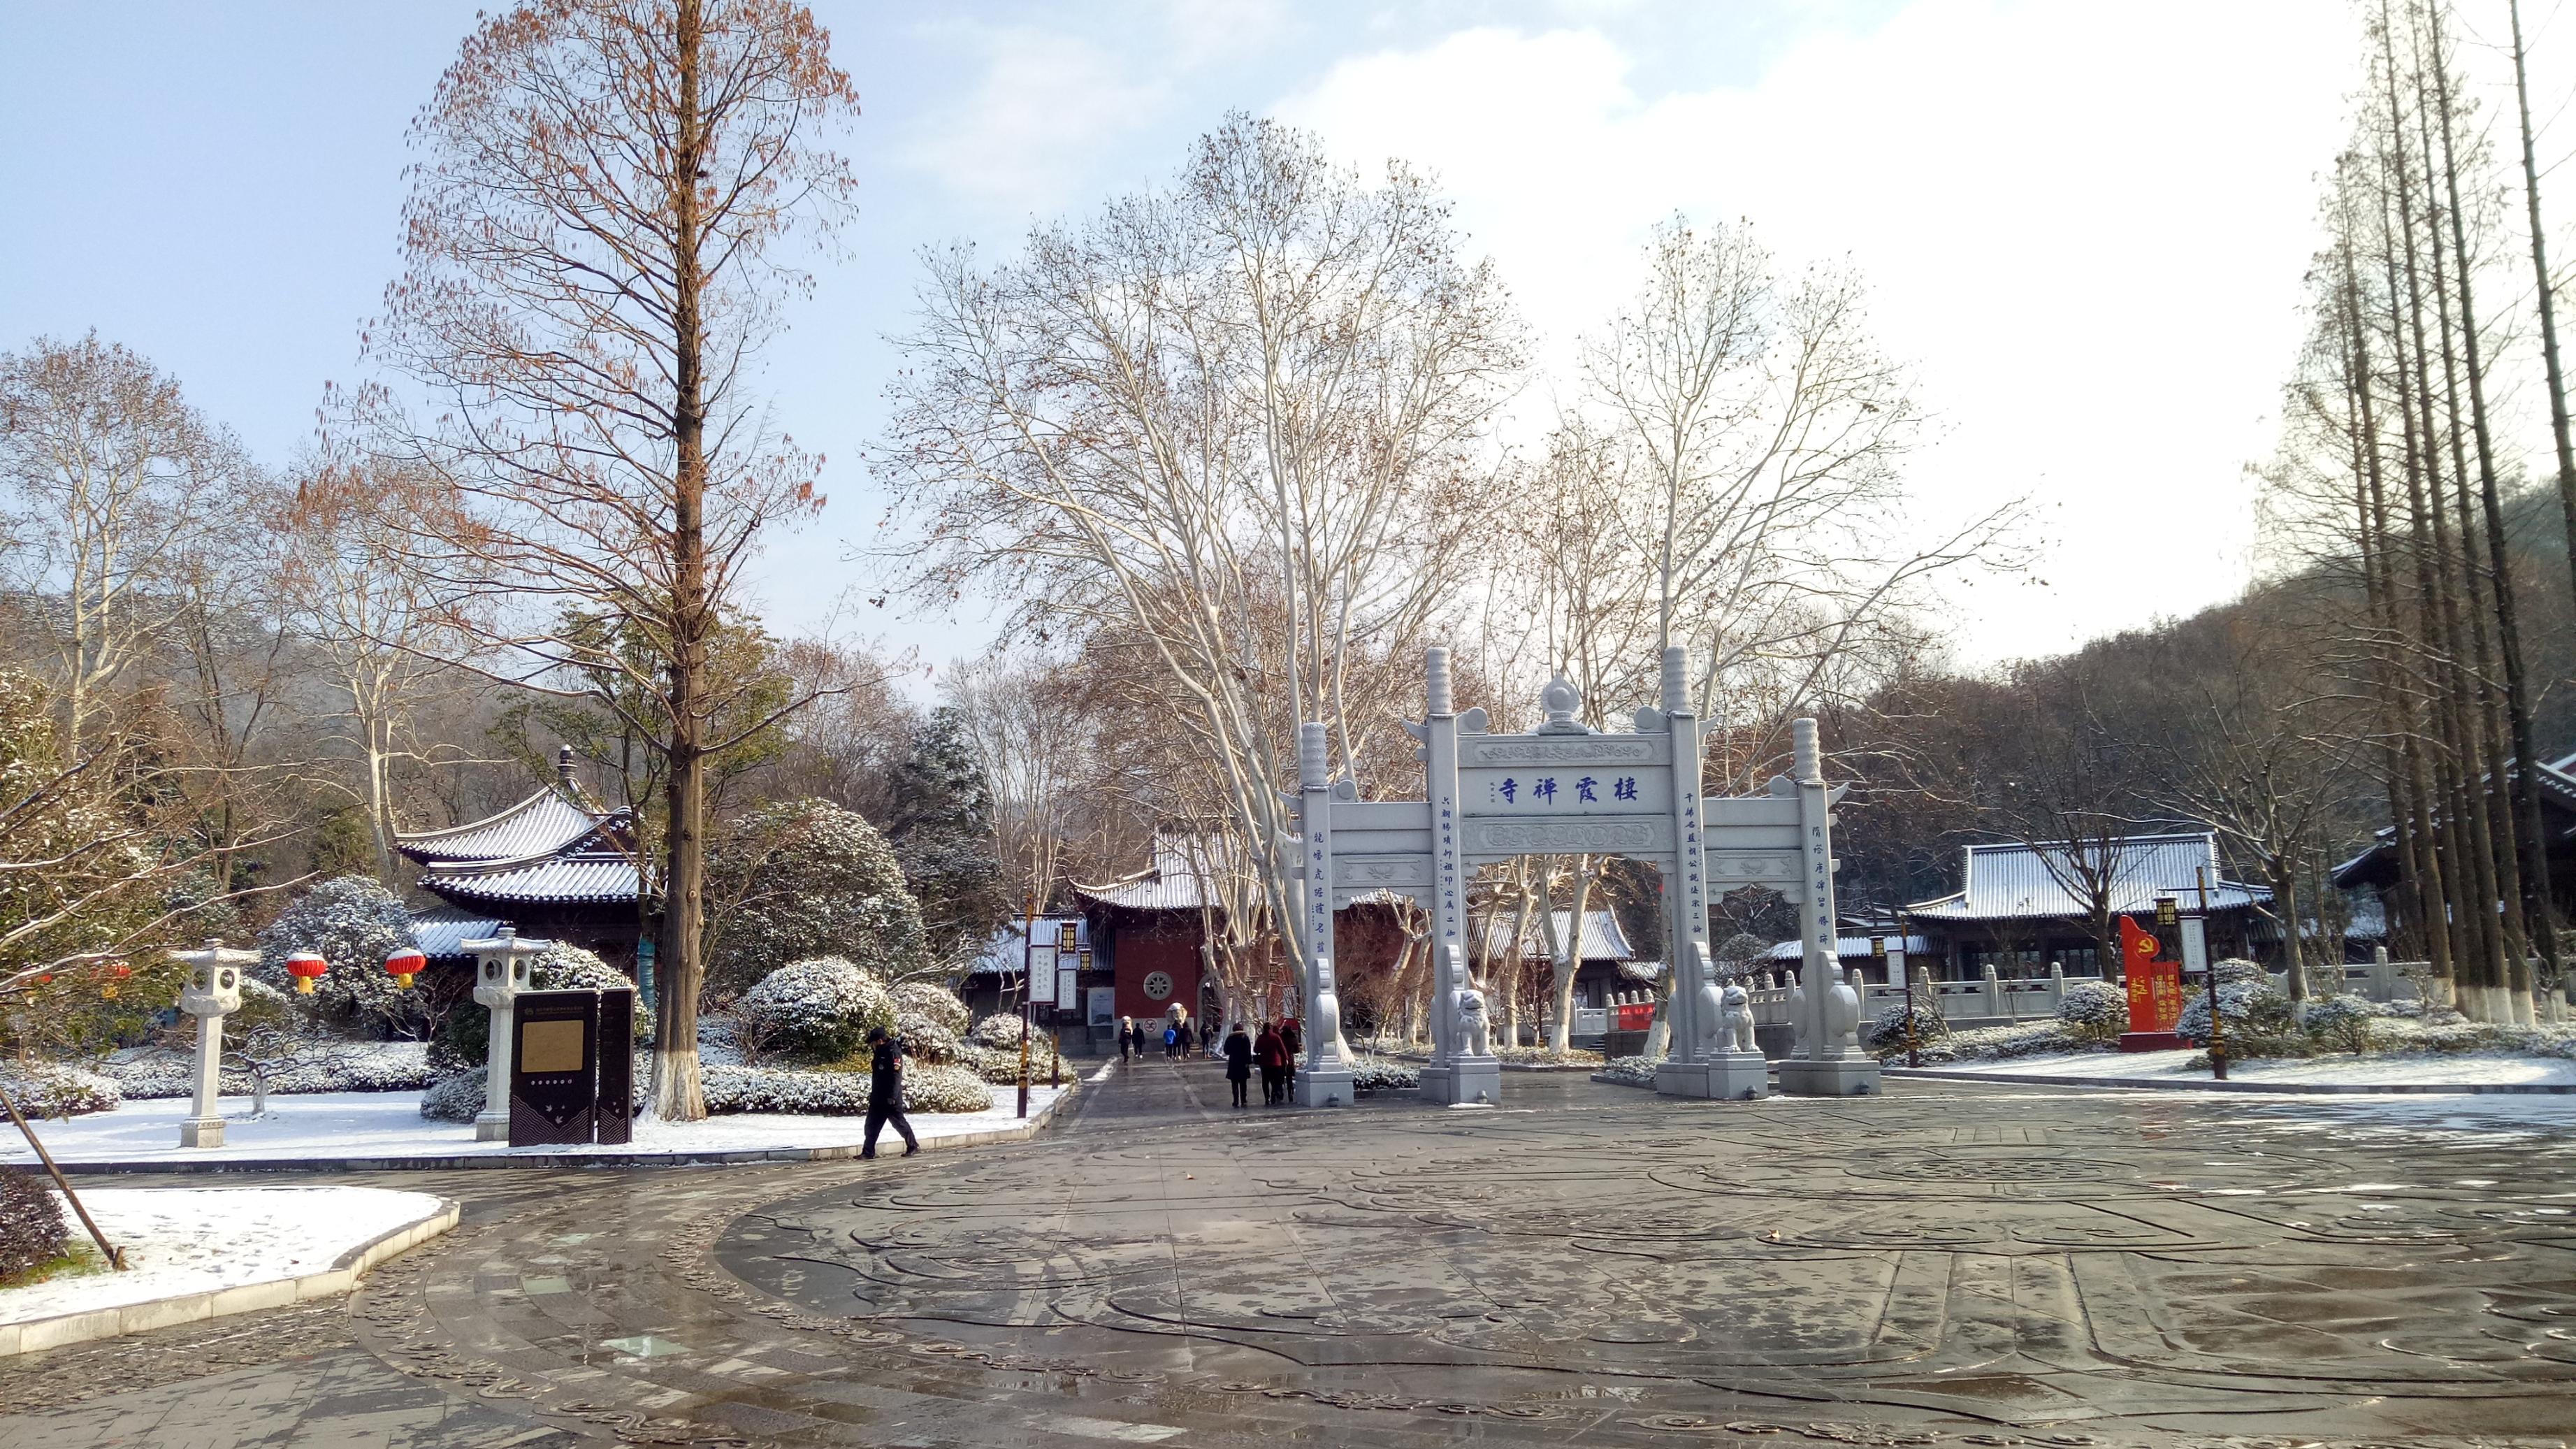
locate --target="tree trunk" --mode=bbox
[2510,0,2576,624]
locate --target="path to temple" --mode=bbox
[3,1062,2572,1447]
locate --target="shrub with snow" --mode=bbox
[109,1041,434,1099]
[2298,993,2375,1053]
[895,1009,961,1065]
[0,1165,68,1281]
[968,1013,1028,1050]
[899,1062,995,1113]
[257,876,428,1035]
[2211,958,2268,986]
[430,943,649,1070]
[951,1041,1034,1084]
[1350,1054,1420,1090]
[736,956,895,1062]
[2056,980,2129,1041]
[1932,1021,2083,1062]
[419,1066,486,1122]
[696,1061,994,1115]
[892,981,971,1037]
[0,1061,120,1118]
[2178,982,2292,1046]
[706,798,931,999]
[1867,1000,1952,1054]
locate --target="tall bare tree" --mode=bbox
[352,0,861,1118]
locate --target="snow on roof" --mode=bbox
[1767,934,1933,960]
[410,908,504,960]
[1902,832,2269,922]
[395,789,606,865]
[1480,909,1633,962]
[417,853,639,907]
[1073,833,1245,913]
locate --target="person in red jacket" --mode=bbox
[1254,1021,1287,1106]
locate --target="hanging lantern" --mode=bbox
[384,948,426,990]
[286,951,329,995]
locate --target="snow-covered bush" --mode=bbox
[2178,982,2292,1046]
[892,980,970,1037]
[952,1041,1033,1084]
[0,1061,120,1118]
[1595,1054,1657,1086]
[968,1012,1028,1050]
[894,1009,960,1065]
[1927,1021,2081,1062]
[705,798,931,999]
[419,1067,486,1122]
[1350,1054,1420,1090]
[735,956,894,1062]
[2211,958,2268,986]
[2298,993,2375,1053]
[695,1061,994,1115]
[109,1041,433,1098]
[0,1165,67,1280]
[1867,1000,1952,1054]
[258,876,427,1035]
[2056,980,2129,1042]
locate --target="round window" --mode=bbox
[1141,970,1173,1002]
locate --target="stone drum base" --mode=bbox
[1292,1067,1355,1108]
[1778,1055,1883,1096]
[1656,1053,1769,1100]
[1421,1058,1501,1106]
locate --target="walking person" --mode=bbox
[1223,1021,1253,1109]
[860,1025,919,1160]
[1254,1021,1286,1106]
[1278,1016,1302,1101]
[1118,1016,1135,1063]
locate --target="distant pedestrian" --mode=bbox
[1223,1022,1253,1108]
[1254,1021,1287,1105]
[1199,1018,1216,1054]
[860,1025,918,1160]
[1163,1021,1178,1058]
[1118,1016,1136,1062]
[1278,1018,1302,1098]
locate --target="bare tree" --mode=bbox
[349,0,862,1118]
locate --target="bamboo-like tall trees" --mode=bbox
[2264,0,2564,1022]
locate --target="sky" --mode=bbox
[0,1,2401,679]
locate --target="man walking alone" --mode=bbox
[861,1025,919,1160]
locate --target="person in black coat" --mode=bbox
[861,1025,919,1159]
[1118,1016,1135,1062]
[1278,1018,1303,1098]
[1222,1022,1253,1108]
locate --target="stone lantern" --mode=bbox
[171,942,256,1148]
[460,928,549,1142]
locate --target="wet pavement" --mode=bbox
[2,1059,2574,1446]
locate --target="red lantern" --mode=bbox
[286,951,328,995]
[384,948,426,990]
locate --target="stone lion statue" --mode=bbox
[1720,981,1757,1055]
[1454,982,1491,1057]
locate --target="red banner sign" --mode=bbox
[2120,917,2183,1032]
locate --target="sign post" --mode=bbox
[2115,916,2185,1051]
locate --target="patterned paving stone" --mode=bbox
[0,1062,2571,1446]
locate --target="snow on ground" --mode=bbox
[1924,1048,2576,1088]
[0,1187,444,1325]
[0,1087,1070,1168]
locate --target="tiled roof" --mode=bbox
[418,853,639,906]
[396,790,605,865]
[1480,909,1633,962]
[410,907,504,960]
[1074,834,1246,913]
[1902,832,2269,921]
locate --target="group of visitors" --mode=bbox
[1116,1014,1210,1061]
[1220,1017,1302,1108]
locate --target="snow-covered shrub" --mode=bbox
[736,956,894,1062]
[1595,1054,1657,1086]
[1932,1021,2081,1062]
[892,980,971,1038]
[894,1009,961,1065]
[1350,1054,1420,1090]
[419,1067,485,1122]
[257,876,427,1036]
[2178,982,2292,1046]
[2211,958,2268,986]
[108,1040,433,1098]
[968,1012,1028,1050]
[900,1062,995,1113]
[0,1061,120,1118]
[2056,979,2129,1042]
[0,1165,67,1281]
[696,1061,995,1115]
[1867,1000,1952,1055]
[2298,994,2375,1053]
[952,1041,1032,1084]
[705,798,931,999]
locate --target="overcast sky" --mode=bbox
[2,1,2398,678]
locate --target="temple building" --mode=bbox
[398,749,646,975]
[1898,831,2271,980]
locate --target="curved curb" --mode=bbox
[1884,1066,2576,1095]
[40,1077,1080,1175]
[0,1196,460,1358]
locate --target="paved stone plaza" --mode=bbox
[3,1065,2573,1447]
